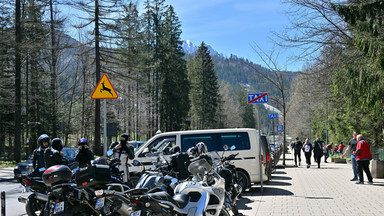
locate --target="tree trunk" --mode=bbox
[94,0,101,155]
[14,0,22,162]
[49,0,57,137]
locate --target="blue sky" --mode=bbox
[62,0,302,71]
[166,0,302,71]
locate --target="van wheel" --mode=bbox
[236,170,249,193]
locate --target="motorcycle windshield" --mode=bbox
[188,158,212,179]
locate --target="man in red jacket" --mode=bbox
[354,134,373,184]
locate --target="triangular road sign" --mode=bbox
[91,74,118,99]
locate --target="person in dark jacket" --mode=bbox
[291,137,303,167]
[169,146,190,180]
[313,135,324,168]
[109,133,134,182]
[303,138,313,168]
[32,134,50,176]
[354,134,373,184]
[44,138,68,168]
[75,138,94,167]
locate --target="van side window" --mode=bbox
[181,132,250,152]
[139,136,176,157]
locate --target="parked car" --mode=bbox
[14,147,77,179]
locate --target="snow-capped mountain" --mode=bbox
[182,40,219,56]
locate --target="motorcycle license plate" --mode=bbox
[54,201,65,213]
[131,210,141,216]
[95,197,105,210]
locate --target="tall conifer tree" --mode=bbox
[189,42,219,129]
[159,6,190,131]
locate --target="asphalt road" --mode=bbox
[0,167,30,216]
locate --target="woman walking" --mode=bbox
[303,138,313,168]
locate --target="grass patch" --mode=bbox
[0,160,17,168]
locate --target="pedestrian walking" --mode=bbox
[324,142,333,163]
[291,137,303,167]
[303,138,313,168]
[354,134,373,184]
[313,135,324,168]
[341,131,358,181]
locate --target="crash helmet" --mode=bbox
[187,146,197,158]
[51,138,64,152]
[38,134,50,147]
[78,138,88,146]
[196,142,208,155]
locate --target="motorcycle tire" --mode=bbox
[26,194,44,216]
[127,175,140,189]
[66,203,97,216]
[219,208,230,216]
[232,205,239,215]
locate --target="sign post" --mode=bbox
[91,74,118,155]
[268,113,278,155]
[248,93,268,193]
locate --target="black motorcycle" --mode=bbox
[18,175,49,216]
[216,145,242,215]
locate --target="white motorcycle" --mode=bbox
[130,155,229,216]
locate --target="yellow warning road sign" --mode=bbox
[91,74,118,99]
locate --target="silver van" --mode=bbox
[129,128,268,190]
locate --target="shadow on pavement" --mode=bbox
[247,186,294,196]
[267,181,292,186]
[274,171,286,175]
[294,195,333,200]
[237,197,257,210]
[0,178,17,183]
[271,176,292,181]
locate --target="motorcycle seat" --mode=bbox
[148,191,189,209]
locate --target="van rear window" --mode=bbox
[181,132,251,152]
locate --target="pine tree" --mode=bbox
[238,87,256,128]
[159,6,190,131]
[189,42,219,129]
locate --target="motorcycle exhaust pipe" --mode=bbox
[115,201,133,215]
[18,196,27,204]
[34,193,48,202]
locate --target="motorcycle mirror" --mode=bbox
[230,145,236,150]
[223,145,229,151]
[106,149,114,157]
[133,160,141,166]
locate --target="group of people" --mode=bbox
[31,134,95,177]
[291,131,373,184]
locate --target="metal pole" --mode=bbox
[257,105,263,193]
[309,103,311,141]
[1,191,5,216]
[273,118,276,169]
[104,99,107,155]
[326,95,328,146]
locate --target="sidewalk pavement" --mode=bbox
[238,150,384,216]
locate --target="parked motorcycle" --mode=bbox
[216,145,242,215]
[18,175,49,216]
[131,155,229,216]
